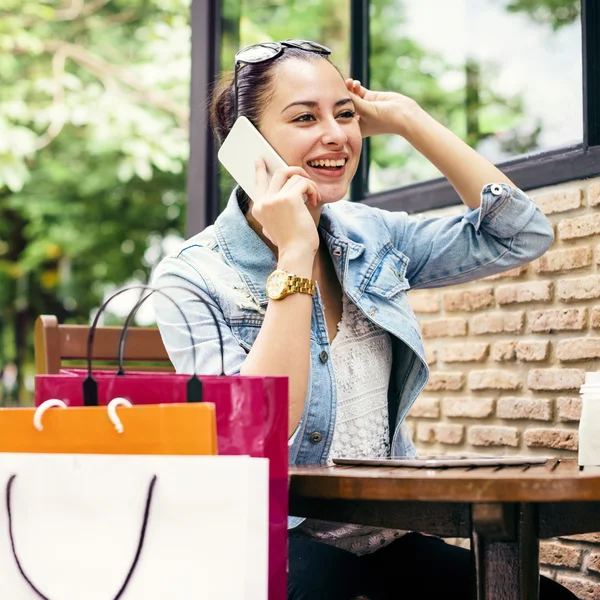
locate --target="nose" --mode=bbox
[321,117,348,146]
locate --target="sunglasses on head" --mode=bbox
[233,39,332,121]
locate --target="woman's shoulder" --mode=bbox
[152,224,233,291]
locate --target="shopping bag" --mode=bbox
[0,399,217,455]
[0,453,268,600]
[34,284,289,600]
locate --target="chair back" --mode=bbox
[34,315,173,374]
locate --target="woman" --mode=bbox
[152,40,575,599]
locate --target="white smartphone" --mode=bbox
[217,116,288,202]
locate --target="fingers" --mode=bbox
[287,176,320,208]
[346,78,366,97]
[267,166,311,194]
[255,164,320,207]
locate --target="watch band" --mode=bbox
[287,274,316,295]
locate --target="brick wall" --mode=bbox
[405,177,600,595]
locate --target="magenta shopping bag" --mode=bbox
[35,285,289,600]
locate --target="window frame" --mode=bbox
[187,0,599,234]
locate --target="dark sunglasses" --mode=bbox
[233,39,332,121]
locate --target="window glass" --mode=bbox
[219,0,351,209]
[369,0,582,192]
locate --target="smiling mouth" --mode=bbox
[306,158,347,170]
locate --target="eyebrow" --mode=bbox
[281,98,353,114]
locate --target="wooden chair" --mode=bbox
[34,315,173,374]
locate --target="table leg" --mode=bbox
[471,503,539,600]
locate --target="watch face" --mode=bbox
[268,271,287,298]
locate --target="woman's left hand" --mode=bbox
[345,78,422,139]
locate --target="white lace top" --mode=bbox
[293,295,407,555]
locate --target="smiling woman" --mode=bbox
[152,40,573,600]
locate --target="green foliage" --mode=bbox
[504,0,580,30]
[0,0,190,402]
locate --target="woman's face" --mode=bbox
[258,58,362,205]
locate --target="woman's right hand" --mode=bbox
[252,159,321,255]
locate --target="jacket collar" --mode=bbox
[214,187,365,306]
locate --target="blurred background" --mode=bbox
[0,0,581,403]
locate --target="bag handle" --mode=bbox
[115,284,225,378]
[6,473,158,600]
[84,284,225,407]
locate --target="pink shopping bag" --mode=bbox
[35,285,289,600]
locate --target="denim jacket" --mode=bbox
[152,182,553,473]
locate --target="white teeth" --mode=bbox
[308,158,346,168]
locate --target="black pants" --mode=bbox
[288,533,579,600]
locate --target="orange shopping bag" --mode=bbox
[0,399,217,455]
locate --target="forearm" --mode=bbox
[239,247,315,437]
[394,105,516,210]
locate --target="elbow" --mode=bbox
[511,215,555,264]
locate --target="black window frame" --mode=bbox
[187,0,600,236]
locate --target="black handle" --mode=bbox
[83,283,225,406]
[6,473,158,600]
[116,283,225,377]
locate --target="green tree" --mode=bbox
[504,0,580,30]
[0,0,190,402]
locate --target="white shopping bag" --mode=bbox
[0,453,269,600]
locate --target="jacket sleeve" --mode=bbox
[150,256,248,376]
[380,183,554,289]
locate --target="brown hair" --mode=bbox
[210,47,332,144]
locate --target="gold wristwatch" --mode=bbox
[265,269,316,301]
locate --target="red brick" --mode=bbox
[586,551,600,574]
[534,188,583,214]
[442,287,494,312]
[556,397,582,422]
[417,423,464,445]
[471,312,525,335]
[527,308,588,333]
[416,422,436,444]
[440,342,489,363]
[556,338,600,362]
[515,341,549,362]
[496,281,553,305]
[468,370,521,391]
[496,397,552,421]
[423,344,437,365]
[556,575,600,600]
[524,428,578,451]
[424,372,464,392]
[558,214,600,240]
[539,541,583,568]
[588,182,600,207]
[491,341,516,362]
[421,318,467,339]
[528,368,585,391]
[484,265,528,281]
[593,308,600,329]
[557,275,600,302]
[408,290,440,314]
[442,397,495,418]
[409,396,440,419]
[532,246,592,273]
[468,426,519,447]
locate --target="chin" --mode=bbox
[317,184,351,205]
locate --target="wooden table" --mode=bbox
[289,459,600,600]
